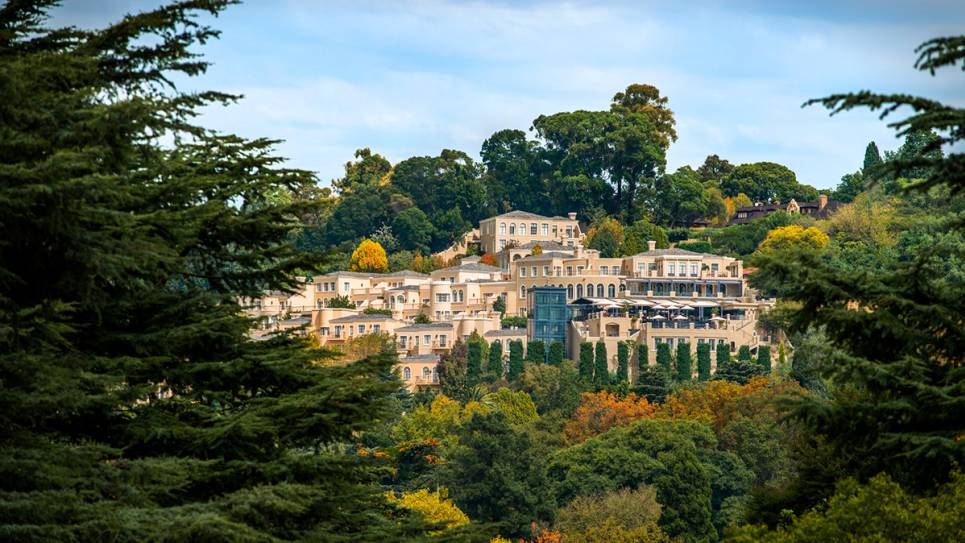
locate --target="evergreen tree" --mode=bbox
[633,366,671,404]
[636,344,650,382]
[737,345,753,361]
[526,340,545,365]
[696,343,712,381]
[616,342,630,383]
[579,342,595,381]
[656,342,673,377]
[863,141,883,177]
[466,340,483,387]
[675,342,693,383]
[0,3,439,540]
[594,341,610,386]
[716,342,731,367]
[508,340,524,381]
[757,345,772,374]
[548,340,564,366]
[487,340,504,380]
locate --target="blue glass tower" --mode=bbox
[527,287,568,347]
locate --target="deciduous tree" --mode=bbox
[563,392,656,443]
[351,238,390,272]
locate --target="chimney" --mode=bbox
[819,193,828,210]
[647,240,656,252]
[567,212,577,221]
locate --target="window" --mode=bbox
[403,367,411,380]
[399,336,407,347]
[566,226,573,237]
[531,266,537,277]
[541,223,548,236]
[424,334,431,345]
[343,281,350,292]
[499,239,506,249]
[423,367,431,379]
[358,324,365,334]
[601,266,609,276]
[499,223,506,235]
[597,284,604,297]
[738,212,747,219]
[543,266,550,277]
[334,325,343,336]
[637,263,645,272]
[373,324,380,333]
[320,327,330,336]
[690,263,698,276]
[439,335,447,347]
[576,284,584,298]
[552,225,558,236]
[577,266,584,275]
[567,266,573,276]
[555,266,561,277]
[520,267,527,277]
[711,263,719,272]
[667,263,675,276]
[608,284,615,297]
[315,284,323,292]
[530,223,537,235]
[519,222,525,233]
[567,284,574,298]
[436,293,450,303]
[520,286,526,299]
[509,224,516,235]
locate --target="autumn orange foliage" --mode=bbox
[480,252,498,266]
[564,391,656,444]
[656,376,771,431]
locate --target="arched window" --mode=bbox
[567,284,574,299]
[509,224,516,235]
[597,284,605,297]
[608,284,615,297]
[619,284,626,292]
[519,222,526,233]
[403,367,411,380]
[576,284,584,298]
[423,367,431,379]
[397,295,404,304]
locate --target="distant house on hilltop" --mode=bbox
[728,194,841,225]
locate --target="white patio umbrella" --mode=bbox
[710,316,726,321]
[673,315,689,320]
[650,314,667,320]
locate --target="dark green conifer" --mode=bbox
[697,343,712,381]
[487,340,504,380]
[0,3,443,540]
[675,342,693,382]
[508,340,524,381]
[656,342,673,377]
[636,344,650,382]
[616,341,630,383]
[467,340,483,386]
[594,341,610,386]
[548,340,564,366]
[579,342,595,381]
[526,339,545,364]
[757,345,772,374]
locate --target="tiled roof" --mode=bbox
[517,240,566,250]
[434,262,503,273]
[396,322,454,332]
[484,329,527,337]
[400,354,441,363]
[384,270,428,278]
[280,316,311,325]
[495,210,549,220]
[521,251,574,260]
[329,314,394,323]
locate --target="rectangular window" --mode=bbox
[499,223,506,234]
[334,325,343,336]
[358,325,365,334]
[414,335,419,346]
[321,327,330,336]
[400,336,407,347]
[543,266,550,277]
[541,223,548,235]
[566,226,573,237]
[499,239,506,249]
[424,334,431,345]
[690,263,698,276]
[667,263,675,276]
[532,266,537,277]
[343,281,350,292]
[601,266,608,276]
[567,266,573,276]
[637,263,644,272]
[552,225,558,236]
[436,293,450,303]
[530,223,537,235]
[316,284,323,292]
[520,267,527,277]
[711,263,719,272]
[373,324,380,333]
[555,266,562,277]
[577,266,584,275]
[439,335,447,347]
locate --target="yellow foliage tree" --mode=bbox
[826,193,896,247]
[564,391,656,444]
[386,488,470,533]
[757,225,830,255]
[656,377,789,432]
[350,238,388,272]
[531,244,543,256]
[390,395,489,454]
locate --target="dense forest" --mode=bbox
[0,1,962,542]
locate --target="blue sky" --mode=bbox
[55,1,964,189]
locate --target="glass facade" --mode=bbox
[527,287,568,347]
